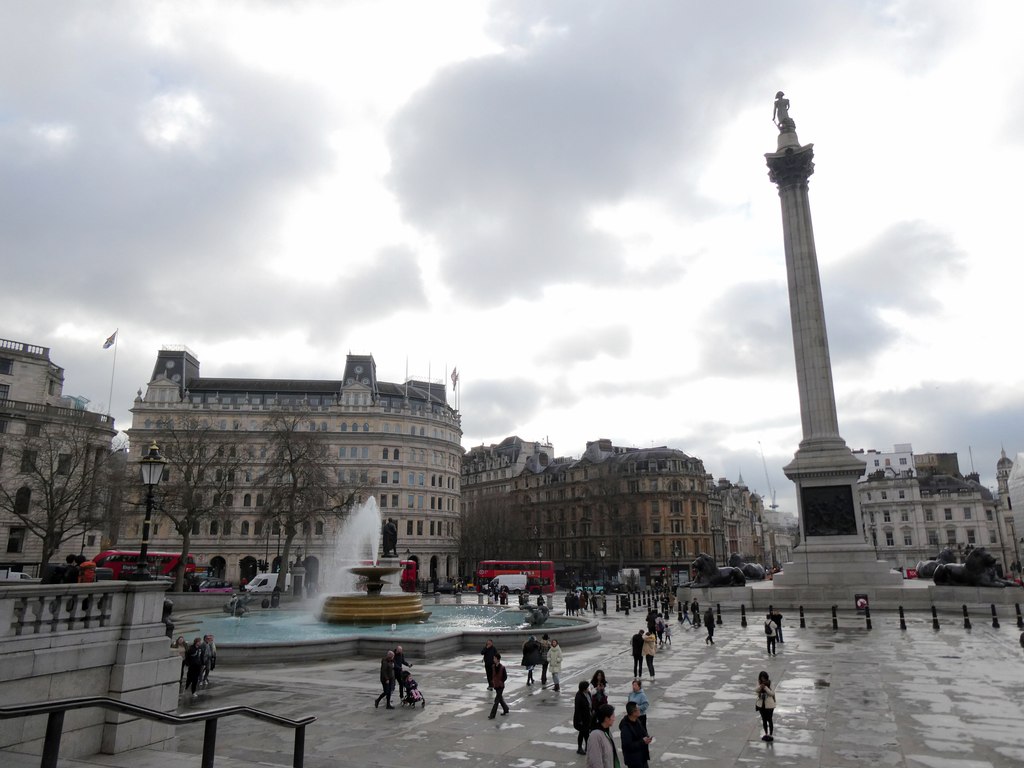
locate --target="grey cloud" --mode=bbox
[460,378,547,441]
[386,1,960,306]
[536,325,631,365]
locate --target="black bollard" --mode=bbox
[677,601,683,622]
[931,605,940,631]
[865,606,872,630]
[1015,603,1023,629]
[990,604,999,629]
[602,594,607,616]
[740,604,748,628]
[831,605,838,631]
[962,604,971,630]
[799,605,806,629]
[898,605,907,631]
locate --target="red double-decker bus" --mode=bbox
[361,559,418,592]
[474,560,556,594]
[93,551,196,580]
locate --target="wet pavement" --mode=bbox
[8,602,1024,767]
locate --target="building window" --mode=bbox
[381,472,389,484]
[925,509,934,522]
[927,530,939,546]
[316,521,324,535]
[243,494,252,507]
[241,521,250,536]
[429,521,435,535]
[898,490,905,499]
[392,471,399,484]
[416,520,423,536]
[255,520,263,537]
[945,529,956,545]
[56,454,72,475]
[192,521,201,535]
[989,530,997,544]
[381,495,388,508]
[966,529,976,545]
[903,531,912,546]
[210,520,219,535]
[6,526,25,553]
[963,507,971,520]
[20,450,37,473]
[944,508,953,521]
[883,511,891,523]
[884,531,894,547]
[0,358,13,375]
[899,457,908,465]
[985,509,993,521]
[900,511,909,522]
[391,494,399,508]
[881,491,888,500]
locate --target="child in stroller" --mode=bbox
[400,670,426,708]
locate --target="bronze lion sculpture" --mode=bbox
[691,553,746,587]
[932,547,1017,588]
[727,553,766,581]
[915,547,956,579]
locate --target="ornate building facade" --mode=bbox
[858,445,1013,573]
[0,337,116,569]
[127,347,463,586]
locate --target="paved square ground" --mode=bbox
[7,602,1024,767]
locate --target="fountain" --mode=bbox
[317,498,431,624]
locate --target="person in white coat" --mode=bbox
[547,638,564,692]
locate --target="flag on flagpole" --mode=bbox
[103,331,117,349]
[450,367,459,390]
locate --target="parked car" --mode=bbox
[436,580,455,594]
[198,578,234,593]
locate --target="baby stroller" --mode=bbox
[400,670,426,708]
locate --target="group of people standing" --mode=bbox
[171,634,217,699]
[573,671,652,768]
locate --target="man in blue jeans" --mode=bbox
[769,606,784,643]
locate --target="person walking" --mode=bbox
[183,637,205,699]
[770,606,785,643]
[662,620,672,646]
[764,613,777,656]
[655,614,665,647]
[619,700,652,768]
[573,680,593,754]
[678,603,692,627]
[547,638,564,691]
[481,638,498,690]
[521,634,543,685]
[375,650,396,709]
[755,670,777,741]
[627,679,649,729]
[200,634,216,687]
[691,599,700,627]
[488,653,509,719]
[539,633,552,686]
[631,629,645,678]
[704,607,715,645]
[393,645,412,699]
[586,704,620,768]
[642,629,657,679]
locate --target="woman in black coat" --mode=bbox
[573,680,592,755]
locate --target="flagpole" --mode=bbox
[106,329,119,416]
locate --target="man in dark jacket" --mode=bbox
[487,653,509,718]
[631,629,645,678]
[481,639,498,690]
[573,680,593,755]
[375,650,396,709]
[620,701,652,767]
[393,645,411,699]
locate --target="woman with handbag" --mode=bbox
[755,670,776,741]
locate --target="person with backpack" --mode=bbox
[764,613,777,656]
[487,652,509,718]
[183,637,205,699]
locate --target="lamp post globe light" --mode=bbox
[129,442,166,581]
[672,545,681,587]
[598,542,607,585]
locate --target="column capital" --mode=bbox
[766,143,815,189]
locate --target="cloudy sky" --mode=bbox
[3,0,1023,514]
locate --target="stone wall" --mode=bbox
[0,582,179,758]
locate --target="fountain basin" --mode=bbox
[188,605,600,664]
[320,593,431,624]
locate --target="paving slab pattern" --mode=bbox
[5,604,1024,767]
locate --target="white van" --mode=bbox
[487,574,529,594]
[243,573,292,594]
[0,569,37,583]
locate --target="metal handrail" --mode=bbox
[0,696,316,768]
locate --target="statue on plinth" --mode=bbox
[915,547,956,580]
[381,517,398,558]
[728,553,767,581]
[933,547,1019,588]
[691,553,746,587]
[773,90,795,132]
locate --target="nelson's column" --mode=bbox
[765,92,901,589]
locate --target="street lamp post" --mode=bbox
[129,442,166,581]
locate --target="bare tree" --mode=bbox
[149,416,245,591]
[0,420,112,565]
[258,413,369,593]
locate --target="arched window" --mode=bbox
[340,423,348,432]
[363,423,369,432]
[210,520,220,535]
[302,521,310,534]
[315,521,324,535]
[224,520,232,536]
[224,493,234,507]
[241,520,250,536]
[256,493,264,506]
[351,422,358,432]
[191,521,200,535]
[393,449,400,460]
[272,521,281,535]
[243,494,252,507]
[382,448,389,460]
